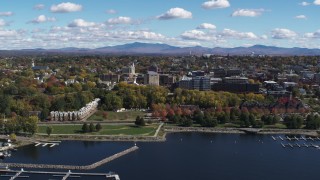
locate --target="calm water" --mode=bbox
[2,133,320,180]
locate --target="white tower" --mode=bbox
[32,60,35,67]
[131,63,135,75]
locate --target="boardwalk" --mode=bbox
[1,145,138,170]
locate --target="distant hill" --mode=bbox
[1,43,320,56]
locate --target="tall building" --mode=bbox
[178,76,210,91]
[144,71,159,86]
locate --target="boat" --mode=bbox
[106,172,120,180]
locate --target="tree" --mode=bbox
[95,123,102,131]
[82,123,89,133]
[284,115,303,129]
[46,126,53,136]
[180,116,193,127]
[89,123,95,132]
[135,116,146,126]
[193,109,204,124]
[9,133,16,142]
[239,112,250,127]
[40,108,50,121]
[25,116,39,135]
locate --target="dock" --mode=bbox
[1,145,138,170]
[272,136,320,141]
[34,141,61,147]
[1,169,119,180]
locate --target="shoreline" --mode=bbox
[2,127,319,148]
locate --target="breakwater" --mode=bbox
[1,145,138,170]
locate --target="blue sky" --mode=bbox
[0,0,319,49]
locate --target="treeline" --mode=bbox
[0,91,94,121]
[151,103,318,130]
[0,116,39,135]
[97,83,266,111]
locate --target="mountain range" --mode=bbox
[1,42,320,56]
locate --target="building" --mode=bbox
[99,74,120,83]
[314,73,320,83]
[224,76,249,84]
[212,68,226,78]
[283,82,298,89]
[144,71,159,86]
[226,69,242,77]
[122,63,135,75]
[178,76,210,91]
[212,83,259,93]
[159,74,176,87]
[31,60,49,71]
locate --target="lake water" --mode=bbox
[2,133,320,180]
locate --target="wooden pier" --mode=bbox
[1,145,138,170]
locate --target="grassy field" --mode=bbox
[263,123,287,129]
[87,111,146,121]
[38,124,157,136]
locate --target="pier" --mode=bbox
[1,145,138,170]
[34,141,61,148]
[1,169,119,180]
[271,136,320,141]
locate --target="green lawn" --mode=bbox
[38,124,157,136]
[263,123,287,129]
[87,111,146,121]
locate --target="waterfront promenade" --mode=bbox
[1,145,138,170]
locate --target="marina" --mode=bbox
[2,133,320,180]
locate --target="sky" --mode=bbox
[0,0,320,49]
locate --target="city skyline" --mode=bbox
[0,0,320,49]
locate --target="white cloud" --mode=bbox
[34,4,45,10]
[202,0,230,9]
[68,19,96,27]
[0,19,7,26]
[271,28,297,39]
[0,29,18,37]
[31,15,56,24]
[314,0,320,5]
[0,12,14,17]
[107,16,132,24]
[261,35,268,40]
[220,29,258,39]
[181,30,214,41]
[197,23,216,30]
[157,8,192,20]
[110,30,166,41]
[295,15,307,19]
[304,30,320,38]
[50,2,82,13]
[106,9,117,14]
[232,9,264,17]
[299,1,310,6]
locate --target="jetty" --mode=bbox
[1,169,119,180]
[1,145,138,170]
